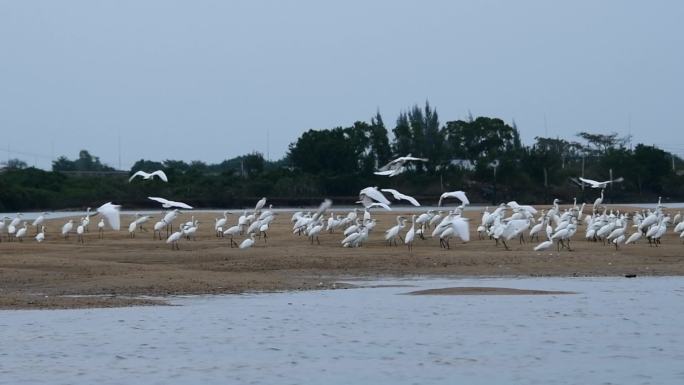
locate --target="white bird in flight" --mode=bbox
[380,189,420,206]
[578,177,624,189]
[96,202,122,231]
[438,190,470,206]
[129,170,168,183]
[374,154,428,176]
[359,187,391,206]
[148,196,193,209]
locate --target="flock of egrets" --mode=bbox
[0,156,679,253]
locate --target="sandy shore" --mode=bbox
[1,206,683,309]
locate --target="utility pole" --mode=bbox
[117,135,122,170]
[543,167,548,204]
[672,153,676,172]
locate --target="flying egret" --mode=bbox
[438,191,469,206]
[359,187,391,206]
[97,202,122,231]
[129,170,168,182]
[579,176,624,189]
[148,196,193,209]
[374,154,428,176]
[380,189,421,206]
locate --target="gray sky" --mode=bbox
[1,0,683,170]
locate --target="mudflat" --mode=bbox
[1,207,682,309]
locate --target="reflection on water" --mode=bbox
[2,277,684,384]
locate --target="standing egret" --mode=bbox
[166,225,184,250]
[384,216,407,246]
[240,233,256,249]
[223,225,241,248]
[32,212,49,234]
[405,215,417,252]
[61,220,74,240]
[15,222,28,242]
[153,220,166,240]
[254,197,267,212]
[35,226,46,243]
[97,218,105,238]
[214,210,230,237]
[593,189,605,212]
[76,221,85,243]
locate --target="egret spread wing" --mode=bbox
[148,196,193,209]
[152,170,168,182]
[97,202,121,231]
[367,202,392,211]
[374,170,396,176]
[381,189,420,206]
[450,217,470,242]
[578,177,601,188]
[359,187,390,205]
[439,190,469,206]
[128,171,148,182]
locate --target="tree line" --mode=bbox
[1,102,682,211]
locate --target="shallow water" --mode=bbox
[2,277,684,384]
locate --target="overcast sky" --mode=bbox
[1,0,682,170]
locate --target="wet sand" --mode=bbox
[1,206,683,309]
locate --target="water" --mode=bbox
[2,277,684,384]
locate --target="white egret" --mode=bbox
[15,222,28,242]
[148,196,193,209]
[384,216,407,246]
[579,176,624,189]
[32,212,49,233]
[592,189,605,212]
[359,187,391,206]
[240,234,256,249]
[129,170,168,182]
[61,219,74,240]
[97,202,122,230]
[380,189,421,206]
[223,225,241,247]
[166,225,184,250]
[374,154,428,176]
[97,218,105,238]
[438,191,469,206]
[76,221,85,243]
[254,197,267,212]
[215,210,230,237]
[35,226,46,243]
[405,215,417,252]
